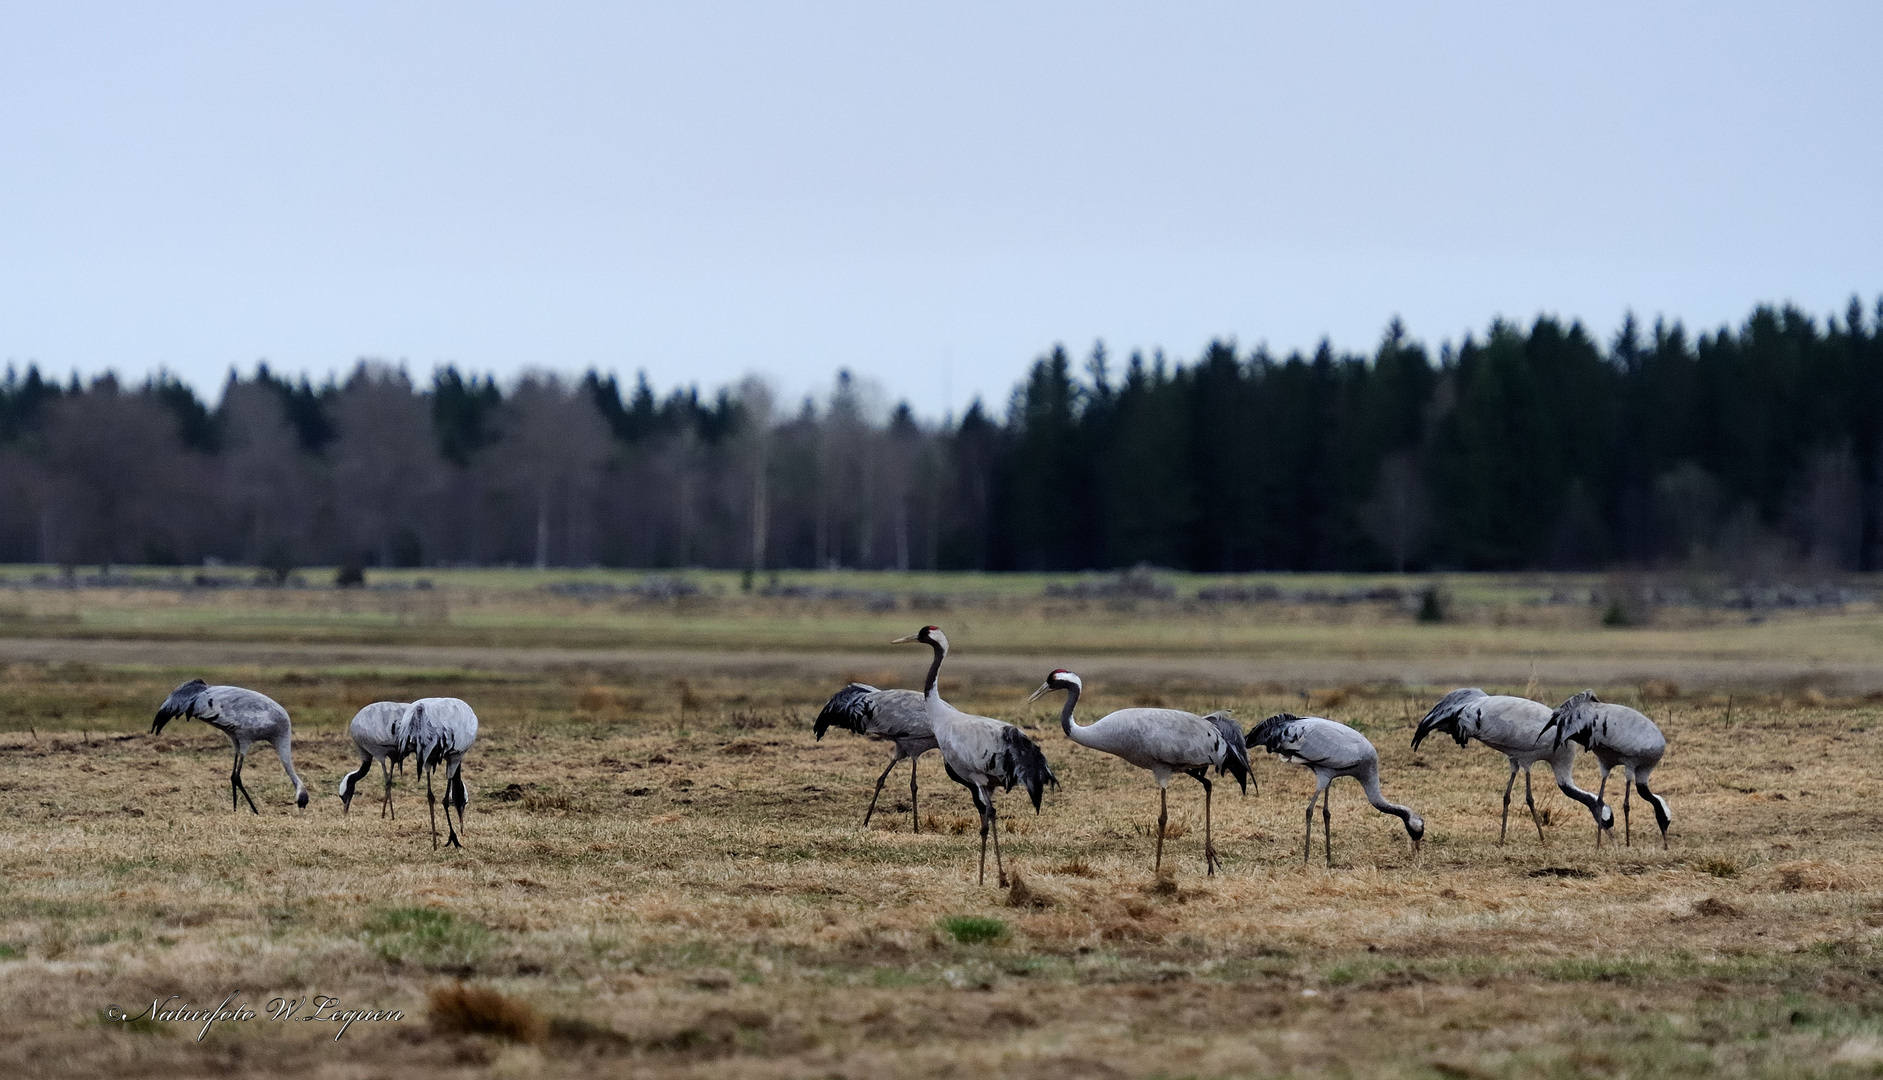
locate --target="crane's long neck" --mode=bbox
[922,639,947,699]
[1358,766,1413,825]
[274,737,308,800]
[1057,685,1097,745]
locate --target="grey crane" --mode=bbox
[892,626,1055,886]
[1540,690,1670,849]
[338,701,409,817]
[152,679,309,813]
[392,697,479,849]
[1029,669,1249,876]
[1246,713,1422,866]
[814,682,937,832]
[1413,688,1614,846]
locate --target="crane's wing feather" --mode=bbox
[813,683,880,739]
[152,678,209,734]
[1411,688,1485,749]
[995,725,1057,811]
[1202,710,1251,793]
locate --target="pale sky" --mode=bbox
[2,2,1878,417]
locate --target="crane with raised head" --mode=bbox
[1541,690,1670,849]
[1246,713,1422,867]
[1029,669,1248,876]
[892,626,1054,886]
[152,679,308,813]
[1413,688,1614,846]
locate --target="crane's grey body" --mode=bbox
[152,679,309,813]
[1246,713,1422,866]
[392,697,479,849]
[1414,688,1614,845]
[814,683,938,832]
[895,626,1055,886]
[338,701,409,817]
[1542,691,1670,848]
[1032,669,1249,875]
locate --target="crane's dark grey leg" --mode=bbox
[1499,760,1519,845]
[1192,771,1219,877]
[862,756,899,828]
[1523,766,1545,844]
[381,759,395,819]
[1323,785,1333,867]
[989,798,1006,888]
[1303,787,1320,865]
[909,756,920,834]
[1154,787,1168,875]
[1622,775,1632,848]
[231,750,259,815]
[425,766,441,850]
[443,766,463,849]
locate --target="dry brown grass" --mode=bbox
[0,631,1879,1078]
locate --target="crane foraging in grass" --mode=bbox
[392,697,479,849]
[813,682,937,832]
[1028,669,1249,876]
[338,701,409,817]
[1413,688,1614,846]
[152,679,308,813]
[893,626,1055,886]
[1246,713,1422,866]
[1541,690,1670,849]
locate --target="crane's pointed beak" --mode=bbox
[890,634,920,644]
[1411,836,1423,859]
[1026,683,1054,703]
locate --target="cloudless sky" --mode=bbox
[2,2,1879,417]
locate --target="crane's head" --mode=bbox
[891,625,946,652]
[1027,669,1082,702]
[152,678,208,734]
[1404,809,1425,855]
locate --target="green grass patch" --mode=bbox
[360,907,492,968]
[940,916,1007,944]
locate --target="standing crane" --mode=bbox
[1246,713,1422,866]
[1413,688,1614,846]
[392,697,479,849]
[1028,669,1249,876]
[892,626,1055,886]
[813,682,937,832]
[1540,690,1670,849]
[151,679,309,813]
[338,701,409,817]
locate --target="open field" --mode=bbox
[1,576,1881,1077]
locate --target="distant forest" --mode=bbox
[2,297,1881,576]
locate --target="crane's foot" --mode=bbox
[1204,841,1221,877]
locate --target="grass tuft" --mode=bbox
[427,983,545,1043]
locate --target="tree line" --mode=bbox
[2,296,1880,575]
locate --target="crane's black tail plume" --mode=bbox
[1202,710,1252,794]
[814,683,878,740]
[152,678,209,734]
[1411,688,1486,750]
[1245,713,1303,755]
[998,727,1057,811]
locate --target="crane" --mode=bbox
[151,679,308,813]
[1028,669,1248,876]
[338,700,409,817]
[1541,690,1670,849]
[392,697,480,849]
[892,626,1055,886]
[813,683,937,832]
[1246,713,1422,866]
[1413,688,1614,846]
